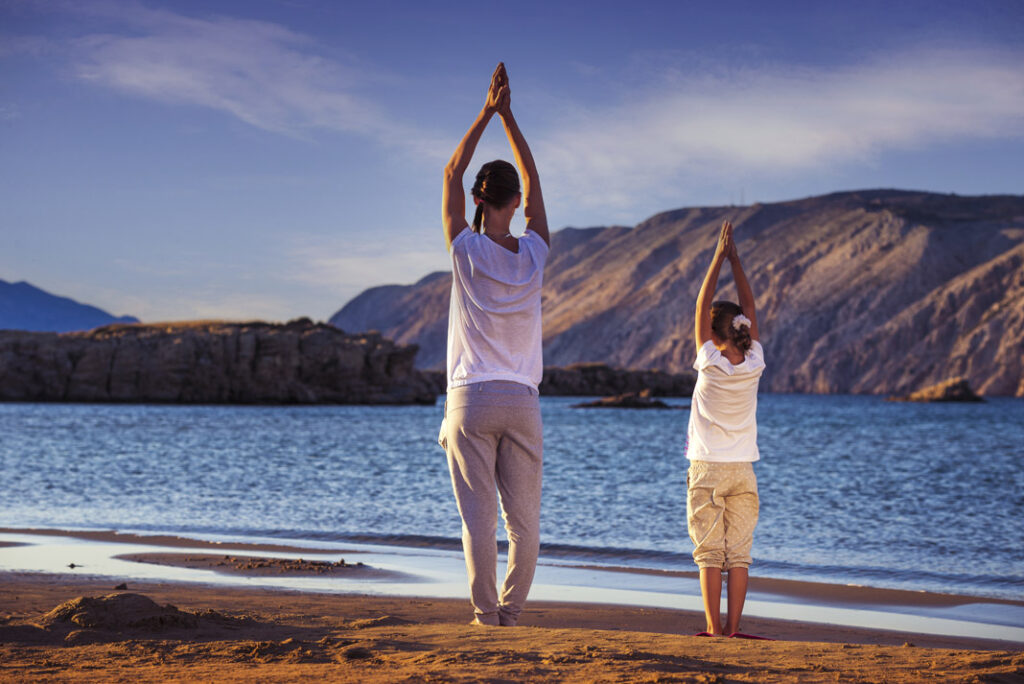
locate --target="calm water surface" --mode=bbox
[1,395,1022,599]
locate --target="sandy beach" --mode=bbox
[1,528,1022,682]
[3,573,1023,682]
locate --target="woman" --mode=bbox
[439,62,550,627]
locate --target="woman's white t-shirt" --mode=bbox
[686,340,766,462]
[446,227,548,390]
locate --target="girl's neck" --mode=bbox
[715,341,745,365]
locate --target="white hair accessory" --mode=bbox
[732,314,751,330]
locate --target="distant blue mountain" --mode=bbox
[0,279,140,333]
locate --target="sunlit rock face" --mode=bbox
[332,190,1024,397]
[0,319,438,404]
[887,377,984,403]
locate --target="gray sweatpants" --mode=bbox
[441,380,543,626]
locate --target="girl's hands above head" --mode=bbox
[485,62,508,113]
[727,231,739,262]
[714,220,733,262]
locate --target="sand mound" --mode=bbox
[41,593,201,632]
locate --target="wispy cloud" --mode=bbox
[286,235,450,296]
[538,48,1024,214]
[69,3,445,155]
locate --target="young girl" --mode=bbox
[687,219,766,638]
[439,63,550,627]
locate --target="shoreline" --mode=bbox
[2,570,1020,652]
[2,526,1023,647]
[3,525,1023,681]
[1,573,1022,682]
[4,526,1022,607]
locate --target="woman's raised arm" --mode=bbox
[695,220,733,349]
[496,71,549,246]
[442,64,507,249]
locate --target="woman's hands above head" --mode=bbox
[496,85,511,117]
[496,66,511,117]
[485,62,509,114]
[445,64,509,249]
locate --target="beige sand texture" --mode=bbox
[1,572,1022,683]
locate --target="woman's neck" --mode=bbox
[481,214,518,250]
[481,212,512,236]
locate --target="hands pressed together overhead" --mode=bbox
[715,220,737,262]
[441,61,548,248]
[486,62,511,117]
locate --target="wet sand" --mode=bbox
[0,527,351,555]
[2,527,1022,681]
[1,572,1022,683]
[114,552,410,580]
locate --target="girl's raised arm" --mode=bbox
[695,220,733,350]
[442,64,507,249]
[728,238,759,341]
[496,73,549,246]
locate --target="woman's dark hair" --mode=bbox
[711,300,752,354]
[471,160,520,233]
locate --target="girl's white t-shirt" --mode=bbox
[686,340,766,462]
[446,227,548,390]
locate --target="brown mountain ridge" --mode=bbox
[330,190,1024,396]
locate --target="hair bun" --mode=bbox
[470,160,521,233]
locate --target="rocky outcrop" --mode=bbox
[540,363,695,397]
[887,377,983,402]
[331,190,1024,396]
[572,389,678,409]
[0,319,437,404]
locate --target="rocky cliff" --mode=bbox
[330,190,1024,396]
[0,319,437,404]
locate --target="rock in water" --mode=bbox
[542,363,695,397]
[572,388,678,409]
[0,319,438,404]
[418,364,696,397]
[887,377,984,402]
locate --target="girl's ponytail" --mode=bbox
[710,301,753,355]
[730,324,752,355]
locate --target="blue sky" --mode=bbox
[2,0,1022,322]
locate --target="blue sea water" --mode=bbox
[1,395,1022,599]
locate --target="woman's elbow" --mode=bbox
[443,162,464,182]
